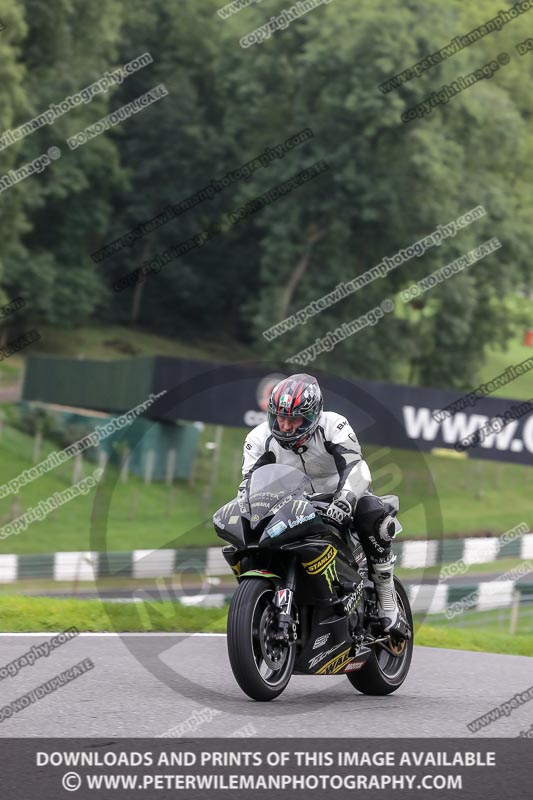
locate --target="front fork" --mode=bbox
[273,557,298,644]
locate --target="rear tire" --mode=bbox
[227,578,296,702]
[347,577,413,695]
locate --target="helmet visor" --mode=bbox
[267,410,317,447]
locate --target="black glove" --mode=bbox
[326,491,357,527]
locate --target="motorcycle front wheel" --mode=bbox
[227,578,296,701]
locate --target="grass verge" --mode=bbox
[0,596,228,633]
[416,626,533,657]
[1,597,532,656]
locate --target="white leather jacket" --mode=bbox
[242,410,371,501]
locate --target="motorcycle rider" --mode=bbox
[241,373,411,639]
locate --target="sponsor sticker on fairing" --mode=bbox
[266,520,287,538]
[303,544,337,575]
[291,499,307,515]
[316,647,354,675]
[344,660,366,672]
[287,512,316,528]
[308,642,346,669]
[269,495,293,515]
[312,633,330,649]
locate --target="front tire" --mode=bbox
[347,577,413,695]
[227,578,296,701]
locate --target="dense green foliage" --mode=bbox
[0,0,531,387]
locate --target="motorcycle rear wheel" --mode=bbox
[347,577,413,695]
[227,578,296,701]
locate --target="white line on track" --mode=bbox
[0,632,228,637]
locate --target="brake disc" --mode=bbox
[259,607,286,670]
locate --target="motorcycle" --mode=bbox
[213,463,413,702]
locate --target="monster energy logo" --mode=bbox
[302,545,339,592]
[219,502,235,522]
[323,559,339,592]
[291,500,307,515]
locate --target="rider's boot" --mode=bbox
[368,553,411,639]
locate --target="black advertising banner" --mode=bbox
[151,357,533,465]
[1,738,531,799]
[21,353,533,463]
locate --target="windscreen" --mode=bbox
[248,464,311,522]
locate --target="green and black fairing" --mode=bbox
[214,465,361,594]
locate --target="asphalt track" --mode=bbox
[0,633,530,738]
